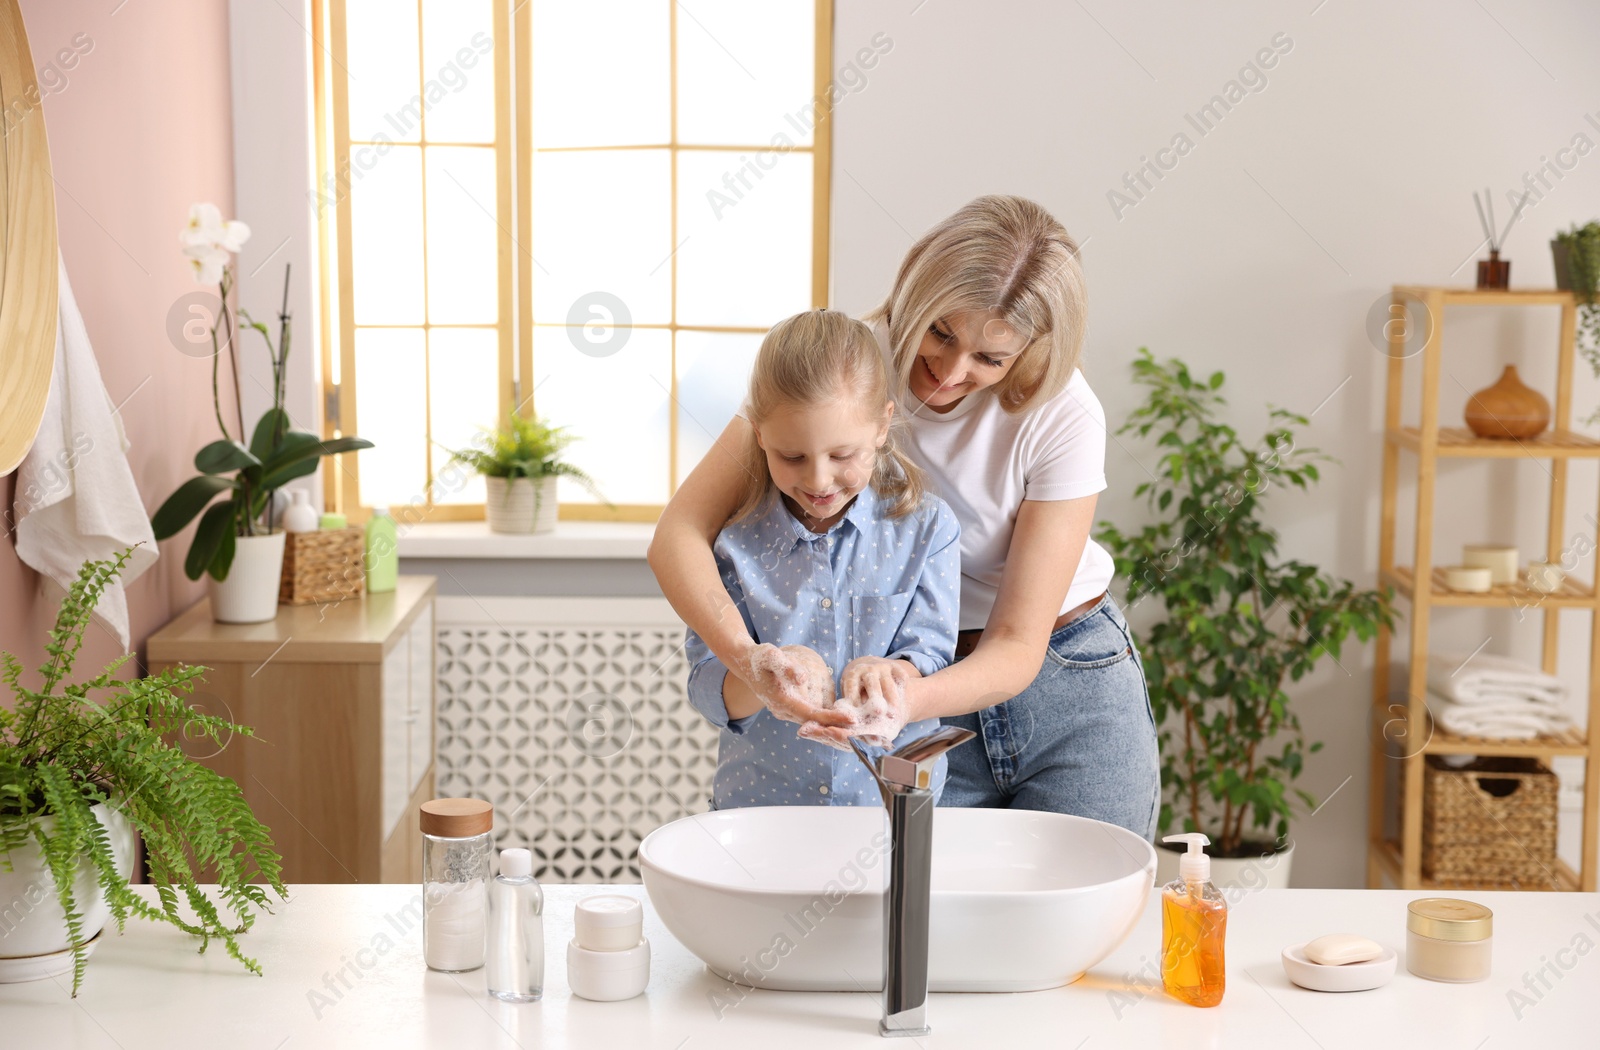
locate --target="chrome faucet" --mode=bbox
[850,725,976,1038]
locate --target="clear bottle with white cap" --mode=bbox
[1160,833,1227,1007]
[485,847,544,1002]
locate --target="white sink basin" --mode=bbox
[639,805,1156,992]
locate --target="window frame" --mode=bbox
[312,0,834,523]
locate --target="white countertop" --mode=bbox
[5,884,1597,1047]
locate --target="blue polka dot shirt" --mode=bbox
[685,484,961,810]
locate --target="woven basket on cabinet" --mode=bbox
[278,526,366,605]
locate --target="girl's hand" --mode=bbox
[744,643,855,728]
[840,655,919,713]
[799,657,920,750]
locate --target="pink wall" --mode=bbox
[0,0,234,691]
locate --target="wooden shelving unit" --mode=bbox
[1369,285,1599,892]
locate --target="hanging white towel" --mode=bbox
[12,253,159,651]
[1426,650,1568,707]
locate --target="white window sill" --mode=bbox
[396,520,655,560]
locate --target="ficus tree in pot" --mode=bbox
[1096,350,1394,858]
[0,549,287,995]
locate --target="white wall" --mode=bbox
[830,0,1600,886]
[229,0,323,511]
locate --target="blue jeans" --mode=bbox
[940,592,1160,840]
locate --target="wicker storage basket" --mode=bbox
[278,526,366,605]
[1421,756,1559,887]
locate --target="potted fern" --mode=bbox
[0,549,288,995]
[442,412,606,534]
[1096,351,1393,887]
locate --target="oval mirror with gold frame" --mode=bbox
[0,0,59,477]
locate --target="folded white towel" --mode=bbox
[13,254,159,651]
[1428,690,1573,740]
[1426,650,1568,707]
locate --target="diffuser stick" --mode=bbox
[1473,192,1493,247]
[1496,191,1531,251]
[1485,188,1496,248]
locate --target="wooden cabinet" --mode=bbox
[148,576,437,884]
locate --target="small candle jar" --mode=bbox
[1462,545,1518,586]
[1406,898,1492,983]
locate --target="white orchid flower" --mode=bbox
[186,244,232,285]
[217,217,250,252]
[180,202,251,282]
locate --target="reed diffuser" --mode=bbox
[1473,188,1529,290]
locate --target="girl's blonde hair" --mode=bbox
[731,309,926,524]
[867,194,1088,414]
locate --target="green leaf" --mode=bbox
[257,431,324,473]
[193,440,260,476]
[184,501,236,581]
[259,436,374,490]
[208,514,237,582]
[249,408,293,461]
[150,476,234,540]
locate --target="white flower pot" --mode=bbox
[208,530,287,624]
[1155,837,1294,892]
[0,802,136,980]
[485,476,558,535]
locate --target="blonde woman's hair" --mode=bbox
[867,194,1088,414]
[731,309,927,525]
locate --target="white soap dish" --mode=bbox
[1281,943,1396,992]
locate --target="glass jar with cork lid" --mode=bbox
[1406,897,1493,983]
[420,797,495,973]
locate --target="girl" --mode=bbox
[654,196,1159,839]
[682,309,961,810]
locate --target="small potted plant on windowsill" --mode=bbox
[1096,350,1394,888]
[0,549,288,995]
[150,205,371,623]
[442,412,607,534]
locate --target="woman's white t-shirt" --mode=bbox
[875,325,1115,631]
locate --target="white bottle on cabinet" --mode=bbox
[283,489,319,533]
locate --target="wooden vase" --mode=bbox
[1463,365,1550,440]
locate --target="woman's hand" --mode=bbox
[742,643,855,728]
[799,656,920,750]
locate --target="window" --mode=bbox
[312,0,833,522]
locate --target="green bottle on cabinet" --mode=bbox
[365,506,398,593]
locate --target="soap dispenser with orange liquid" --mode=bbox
[1160,833,1227,1007]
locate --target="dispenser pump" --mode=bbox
[1163,833,1212,883]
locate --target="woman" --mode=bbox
[647,195,1159,838]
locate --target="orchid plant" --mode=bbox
[180,205,251,441]
[151,204,372,581]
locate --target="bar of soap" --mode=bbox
[1304,934,1384,966]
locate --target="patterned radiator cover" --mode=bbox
[433,597,719,883]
